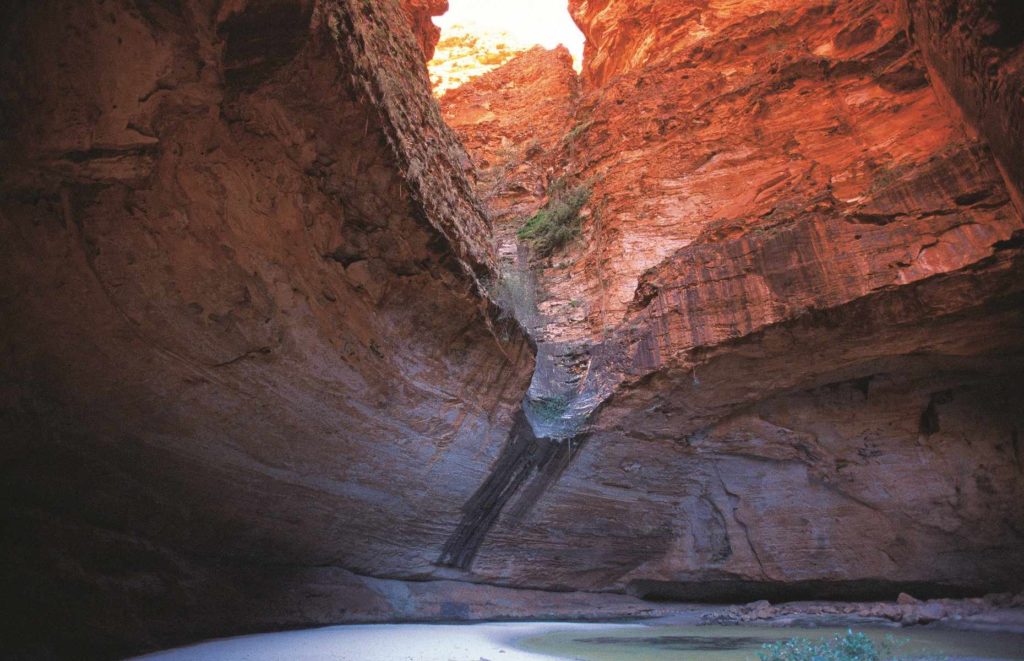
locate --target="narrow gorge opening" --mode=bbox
[426,1,618,572]
[428,0,585,94]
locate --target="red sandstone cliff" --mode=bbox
[442,46,579,255]
[400,0,447,60]
[439,0,1024,599]
[903,0,1024,210]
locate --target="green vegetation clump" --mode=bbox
[528,394,570,423]
[517,179,591,256]
[563,118,593,145]
[759,630,898,661]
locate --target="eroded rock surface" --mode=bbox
[441,46,579,268]
[708,590,1024,628]
[903,0,1024,208]
[440,0,1024,602]
[400,0,447,60]
[0,0,531,657]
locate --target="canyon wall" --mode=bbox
[902,0,1024,209]
[1,0,1022,658]
[441,46,579,262]
[440,0,1024,600]
[0,0,533,657]
[400,0,448,60]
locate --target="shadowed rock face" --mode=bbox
[400,0,448,60]
[1,0,1023,658]
[0,0,532,657]
[902,0,1024,209]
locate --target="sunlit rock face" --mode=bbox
[563,0,1023,330]
[440,0,1024,600]
[441,46,579,249]
[0,0,532,656]
[425,2,583,97]
[428,25,532,95]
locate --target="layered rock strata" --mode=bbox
[439,0,1024,601]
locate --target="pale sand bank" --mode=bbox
[130,622,637,661]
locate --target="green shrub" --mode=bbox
[563,118,593,145]
[527,394,570,423]
[517,180,591,256]
[758,630,896,661]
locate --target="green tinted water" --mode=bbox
[518,624,1024,660]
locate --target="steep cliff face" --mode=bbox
[0,0,532,656]
[563,0,1022,330]
[442,47,578,241]
[903,0,1024,209]
[439,0,1024,599]
[570,0,714,88]
[399,0,447,60]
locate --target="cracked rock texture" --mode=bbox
[441,45,579,291]
[2,0,1024,659]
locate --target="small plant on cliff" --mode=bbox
[758,630,900,661]
[563,118,593,145]
[527,394,570,424]
[517,178,591,257]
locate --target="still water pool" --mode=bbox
[518,624,1024,661]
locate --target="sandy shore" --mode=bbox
[130,617,1024,661]
[131,622,635,661]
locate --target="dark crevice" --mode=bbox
[211,346,273,368]
[218,0,314,89]
[627,578,991,604]
[437,411,582,569]
[60,144,159,163]
[918,389,954,437]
